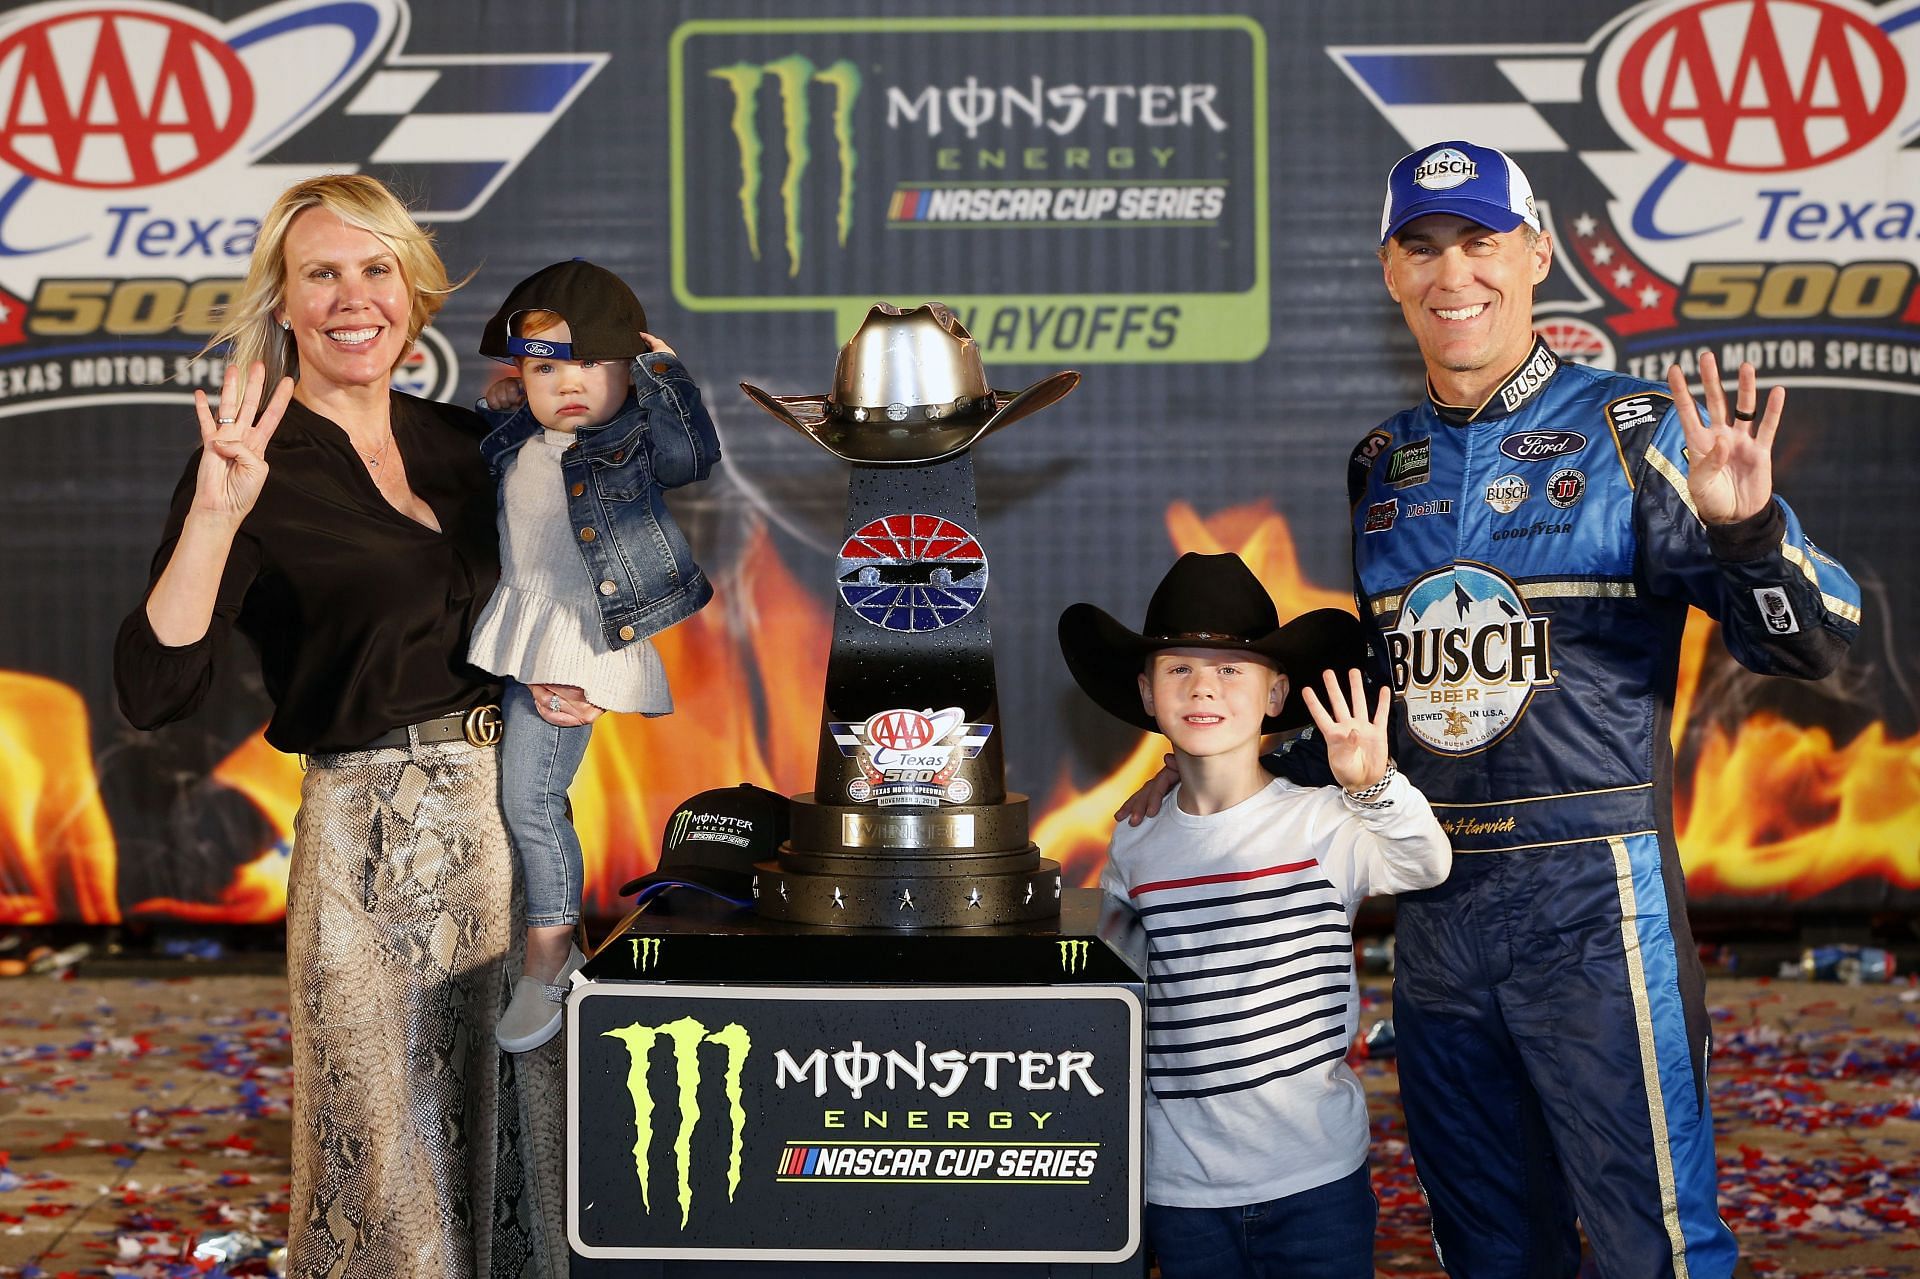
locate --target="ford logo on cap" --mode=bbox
[521,341,555,357]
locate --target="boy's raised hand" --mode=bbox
[1301,667,1391,795]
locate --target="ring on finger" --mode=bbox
[1731,407,1756,422]
[548,693,561,712]
[217,415,237,425]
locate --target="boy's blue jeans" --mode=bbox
[498,678,592,929]
[1145,1163,1376,1279]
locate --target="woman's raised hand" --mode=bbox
[190,363,295,523]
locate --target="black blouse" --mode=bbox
[114,392,501,754]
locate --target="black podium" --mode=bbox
[566,888,1147,1276]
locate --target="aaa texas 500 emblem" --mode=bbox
[1333,0,1920,394]
[0,0,604,415]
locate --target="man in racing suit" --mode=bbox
[1357,141,1861,1277]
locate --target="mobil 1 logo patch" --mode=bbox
[1606,393,1670,436]
[1754,587,1800,635]
[1386,437,1430,487]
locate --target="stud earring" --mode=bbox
[278,318,290,331]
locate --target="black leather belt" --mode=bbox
[357,705,503,751]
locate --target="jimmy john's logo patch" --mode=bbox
[1364,499,1398,533]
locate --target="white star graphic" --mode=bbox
[1591,243,1615,266]
[1611,265,1636,289]
[1023,883,1034,905]
[779,882,788,901]
[1638,284,1664,309]
[1053,875,1062,899]
[832,887,846,909]
[966,887,983,909]
[0,300,11,324]
[897,889,916,911]
[1574,214,1598,237]
[751,876,760,900]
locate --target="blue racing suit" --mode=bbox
[1328,338,1860,1278]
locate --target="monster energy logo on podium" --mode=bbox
[603,1018,753,1228]
[1059,940,1090,974]
[710,54,861,275]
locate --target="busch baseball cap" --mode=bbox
[479,258,650,364]
[617,783,790,907]
[1380,140,1541,245]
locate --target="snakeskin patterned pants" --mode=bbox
[288,740,567,1279]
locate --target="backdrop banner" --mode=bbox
[0,0,1911,923]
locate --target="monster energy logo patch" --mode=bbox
[711,55,862,275]
[1059,940,1091,974]
[632,937,663,971]
[604,1017,753,1228]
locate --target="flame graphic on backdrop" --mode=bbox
[0,505,1914,921]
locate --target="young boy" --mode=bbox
[470,259,720,1051]
[1058,552,1450,1279]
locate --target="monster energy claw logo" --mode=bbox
[711,54,861,275]
[631,937,663,971]
[1059,940,1091,974]
[604,1017,752,1228]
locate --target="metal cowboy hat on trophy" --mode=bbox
[741,302,1079,465]
[740,303,1079,927]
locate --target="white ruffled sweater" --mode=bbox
[466,429,671,715]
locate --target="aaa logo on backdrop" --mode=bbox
[1332,0,1920,394]
[0,0,606,415]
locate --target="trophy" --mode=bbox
[740,303,1078,927]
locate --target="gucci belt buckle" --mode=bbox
[463,704,504,747]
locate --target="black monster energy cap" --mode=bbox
[618,783,790,906]
[479,257,650,364]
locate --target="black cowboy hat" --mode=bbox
[1058,552,1368,734]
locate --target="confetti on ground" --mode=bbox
[0,969,1913,1276]
[1361,974,1920,1279]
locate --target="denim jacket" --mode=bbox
[478,352,719,649]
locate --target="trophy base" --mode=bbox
[753,791,1062,928]
[752,854,1062,928]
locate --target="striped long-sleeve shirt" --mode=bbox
[1101,772,1449,1207]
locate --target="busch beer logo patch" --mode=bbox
[831,707,993,806]
[1485,475,1530,513]
[1386,565,1555,755]
[1331,0,1920,395]
[836,513,988,632]
[0,0,605,416]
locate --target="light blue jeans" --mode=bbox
[498,678,592,928]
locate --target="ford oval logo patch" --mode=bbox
[521,341,556,357]
[1499,429,1586,463]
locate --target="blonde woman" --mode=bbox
[115,174,564,1277]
